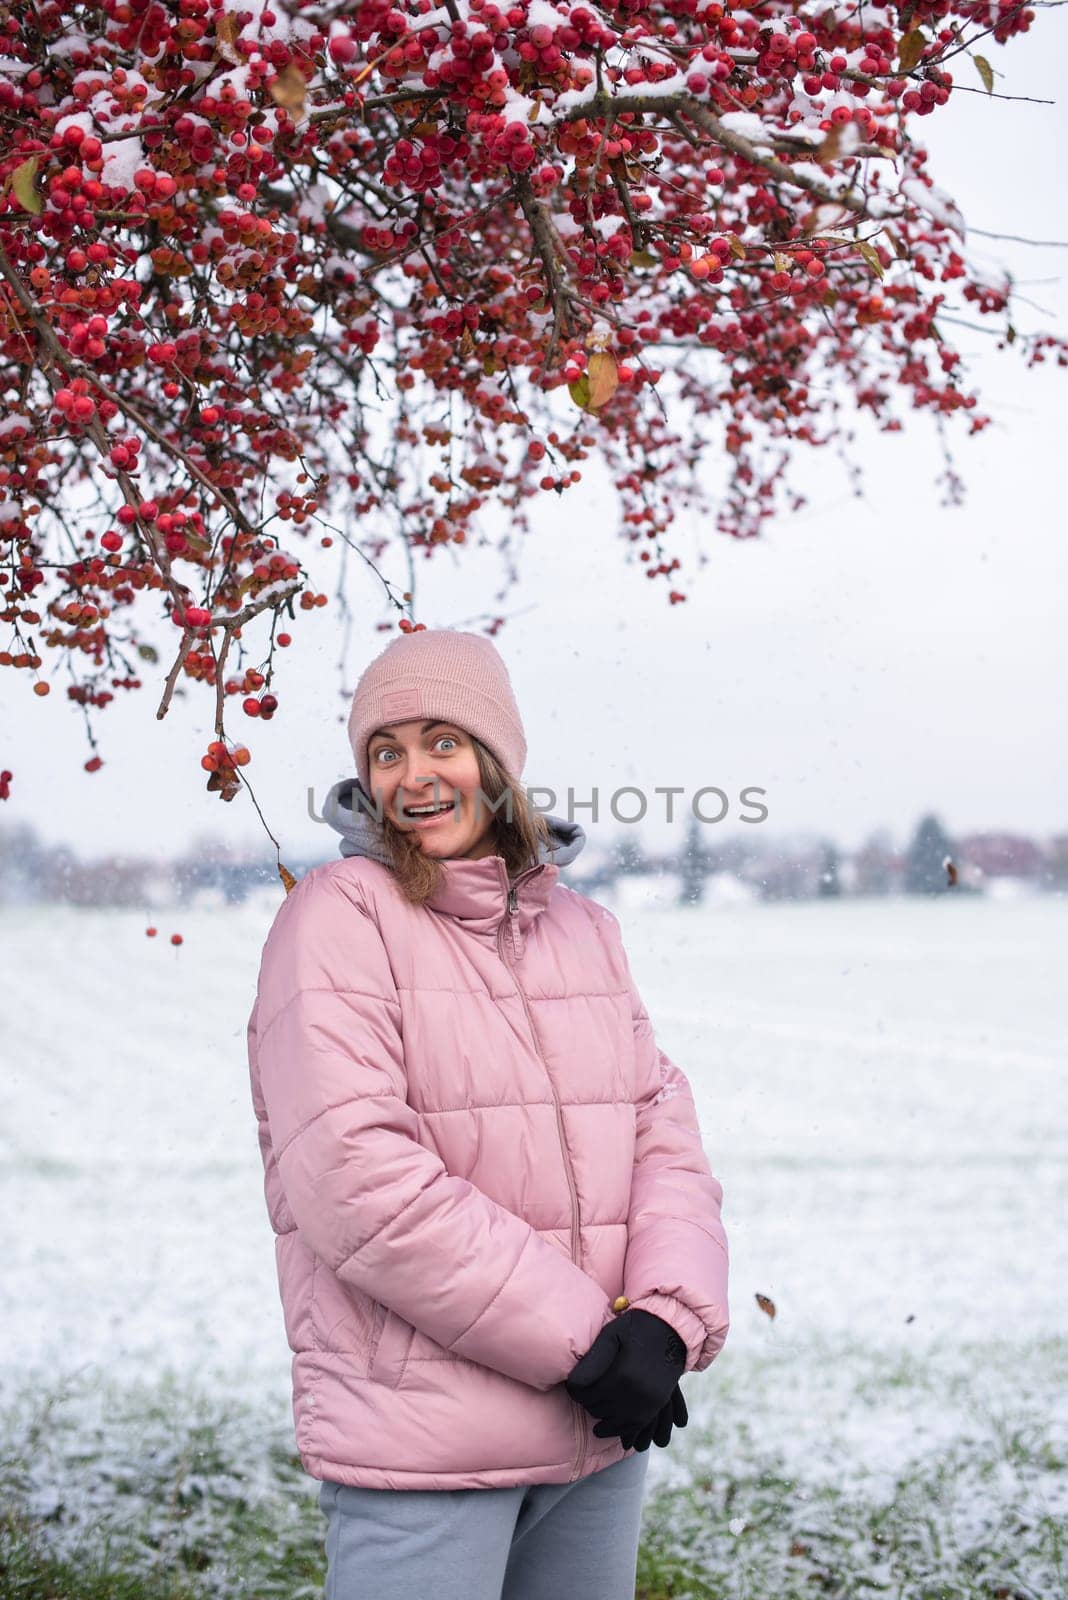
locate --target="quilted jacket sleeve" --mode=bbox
[250,867,615,1392]
[592,903,730,1374]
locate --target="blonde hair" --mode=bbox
[374,736,553,906]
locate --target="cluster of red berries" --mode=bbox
[201,739,251,773]
[53,378,115,427]
[242,692,278,719]
[384,133,467,194]
[168,600,212,630]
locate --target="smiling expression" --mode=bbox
[367,719,500,860]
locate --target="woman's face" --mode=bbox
[366,719,498,860]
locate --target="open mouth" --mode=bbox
[401,801,457,821]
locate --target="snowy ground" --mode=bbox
[2,891,1066,1548]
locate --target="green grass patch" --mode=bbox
[2,1343,1065,1600]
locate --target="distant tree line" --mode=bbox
[2,814,1065,909]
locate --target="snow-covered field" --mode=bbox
[2,891,1066,1516]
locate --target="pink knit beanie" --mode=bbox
[348,628,528,792]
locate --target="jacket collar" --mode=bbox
[424,853,557,938]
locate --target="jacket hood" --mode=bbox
[320,776,587,871]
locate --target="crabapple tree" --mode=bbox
[0,0,1063,815]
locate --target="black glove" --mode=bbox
[565,1309,688,1444]
[613,1383,688,1453]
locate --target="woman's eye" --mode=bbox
[372,735,458,764]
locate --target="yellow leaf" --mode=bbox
[773,251,792,274]
[459,326,476,357]
[897,29,927,72]
[568,374,592,412]
[854,238,885,279]
[973,54,994,94]
[278,862,299,894]
[11,155,42,216]
[727,233,746,261]
[586,349,619,410]
[629,249,658,269]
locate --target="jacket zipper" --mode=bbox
[497,871,589,1484]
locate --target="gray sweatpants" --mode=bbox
[318,1449,651,1600]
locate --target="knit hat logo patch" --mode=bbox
[380,688,423,720]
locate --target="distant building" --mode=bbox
[1045,836,1068,890]
[957,833,1046,881]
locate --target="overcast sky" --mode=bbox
[4,21,1066,864]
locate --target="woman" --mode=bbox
[247,627,730,1600]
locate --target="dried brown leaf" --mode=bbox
[214,12,242,63]
[269,63,308,117]
[854,238,885,279]
[811,123,845,164]
[897,28,927,71]
[206,766,241,801]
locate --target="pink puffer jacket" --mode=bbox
[246,784,730,1491]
